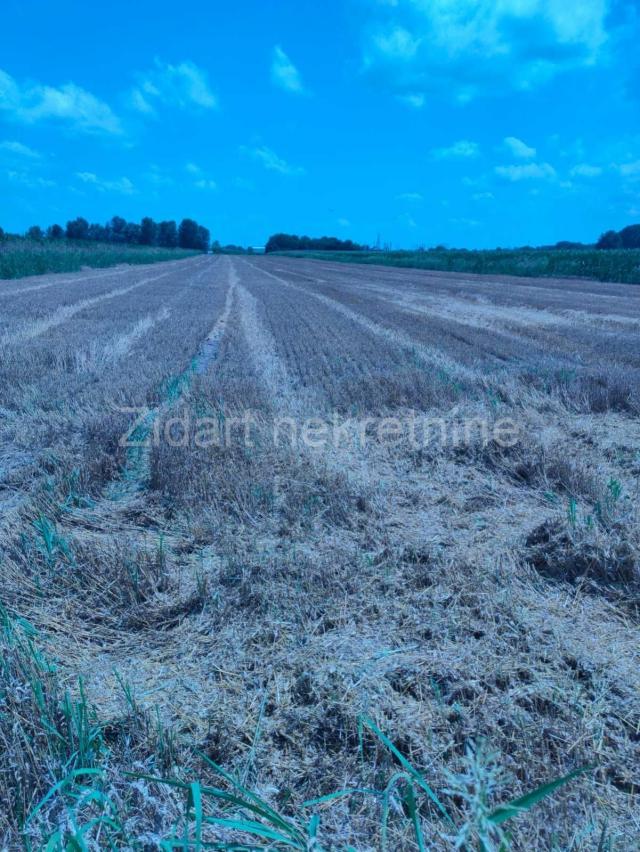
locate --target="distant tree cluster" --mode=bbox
[597,224,640,249]
[5,216,211,251]
[265,233,364,253]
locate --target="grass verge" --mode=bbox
[0,239,200,279]
[275,248,640,285]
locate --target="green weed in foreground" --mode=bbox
[277,248,640,285]
[2,611,594,850]
[0,239,199,279]
[35,716,591,851]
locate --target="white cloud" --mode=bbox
[195,178,218,190]
[7,169,55,188]
[494,162,556,181]
[400,212,417,228]
[129,87,155,115]
[0,68,122,135]
[76,171,136,194]
[271,46,305,94]
[504,136,536,159]
[398,92,425,108]
[145,165,174,186]
[396,191,423,201]
[0,139,41,158]
[184,161,217,189]
[472,191,495,201]
[432,139,479,159]
[362,0,611,103]
[337,217,351,227]
[130,60,217,114]
[242,145,305,176]
[570,163,603,177]
[616,160,640,177]
[373,26,420,60]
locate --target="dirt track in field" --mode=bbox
[2,255,639,848]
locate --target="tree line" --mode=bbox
[0,216,210,251]
[265,233,364,253]
[597,224,640,249]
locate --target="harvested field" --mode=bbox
[1,254,639,849]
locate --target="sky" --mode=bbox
[0,0,639,249]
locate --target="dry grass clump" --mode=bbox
[475,437,600,500]
[35,532,170,618]
[518,365,640,414]
[525,475,639,598]
[526,517,638,592]
[149,401,366,532]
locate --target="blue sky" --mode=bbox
[1,0,638,248]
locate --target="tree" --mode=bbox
[27,225,44,240]
[265,232,364,253]
[619,224,640,249]
[47,224,64,240]
[140,216,158,246]
[158,220,178,248]
[66,217,90,240]
[196,224,210,251]
[596,230,622,249]
[88,223,108,241]
[107,216,127,243]
[124,222,141,244]
[0,226,4,241]
[178,218,200,249]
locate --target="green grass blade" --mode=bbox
[189,782,204,850]
[132,771,297,837]
[361,716,453,826]
[203,816,302,847]
[488,766,593,826]
[195,752,304,842]
[403,782,426,852]
[26,769,102,826]
[302,787,379,808]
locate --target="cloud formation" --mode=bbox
[130,60,217,115]
[0,139,41,158]
[185,162,218,190]
[7,169,55,188]
[504,136,536,159]
[0,68,122,134]
[362,0,611,103]
[495,162,556,181]
[432,140,480,159]
[616,160,640,177]
[570,163,603,177]
[242,145,305,176]
[398,92,425,108]
[271,47,305,93]
[76,171,136,194]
